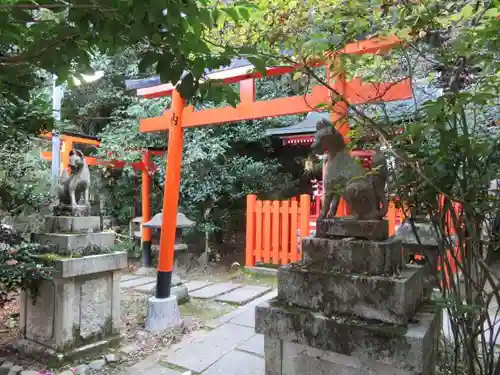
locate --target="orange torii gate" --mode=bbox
[137,36,412,301]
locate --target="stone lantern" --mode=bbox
[143,212,195,265]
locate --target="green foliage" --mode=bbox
[0,138,52,215]
[0,234,54,306]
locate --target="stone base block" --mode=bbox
[53,204,90,217]
[18,252,127,363]
[36,232,116,255]
[302,236,403,275]
[44,216,101,233]
[316,218,389,241]
[256,301,441,375]
[145,296,181,332]
[278,265,424,325]
[14,335,121,367]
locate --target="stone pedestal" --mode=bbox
[18,216,127,364]
[36,216,115,256]
[256,218,441,375]
[17,253,127,364]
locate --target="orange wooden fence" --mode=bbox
[245,192,464,285]
[245,194,310,267]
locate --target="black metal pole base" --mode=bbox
[156,270,172,299]
[142,241,153,267]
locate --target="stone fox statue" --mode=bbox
[311,118,388,220]
[58,149,90,207]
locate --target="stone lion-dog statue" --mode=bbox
[311,118,388,221]
[57,149,90,209]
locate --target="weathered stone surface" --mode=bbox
[44,216,101,233]
[238,334,264,357]
[121,274,141,282]
[36,232,116,255]
[230,306,256,328]
[202,349,264,375]
[72,364,90,375]
[55,252,127,278]
[120,276,156,289]
[280,340,433,375]
[80,276,112,339]
[302,236,402,275]
[7,366,23,375]
[0,362,14,375]
[189,282,242,299]
[89,359,106,370]
[316,218,389,241]
[184,280,214,292]
[18,253,125,362]
[277,265,424,325]
[215,285,273,305]
[25,280,54,342]
[145,296,181,332]
[19,371,38,375]
[164,323,255,373]
[206,290,277,329]
[255,300,441,374]
[104,353,120,363]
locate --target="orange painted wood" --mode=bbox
[299,195,311,239]
[336,197,349,217]
[255,200,263,263]
[332,78,412,105]
[240,79,255,104]
[138,36,403,99]
[272,201,280,264]
[289,200,299,263]
[387,201,397,237]
[140,86,329,132]
[141,151,152,242]
[157,89,185,273]
[140,78,411,133]
[245,195,257,267]
[262,201,272,263]
[40,132,101,146]
[280,201,290,265]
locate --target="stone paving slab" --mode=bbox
[206,290,277,329]
[237,334,264,357]
[120,276,156,289]
[189,282,242,299]
[123,363,185,375]
[215,285,273,305]
[164,323,255,373]
[133,282,156,293]
[230,306,256,328]
[184,280,214,292]
[121,274,141,282]
[202,349,265,375]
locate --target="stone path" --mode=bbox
[120,274,273,306]
[123,289,277,375]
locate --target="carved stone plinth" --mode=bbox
[316,218,389,241]
[302,236,402,275]
[17,252,127,364]
[53,204,90,217]
[36,216,115,256]
[19,215,124,364]
[258,217,441,375]
[278,264,424,325]
[256,301,441,375]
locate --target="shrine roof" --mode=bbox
[266,112,329,136]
